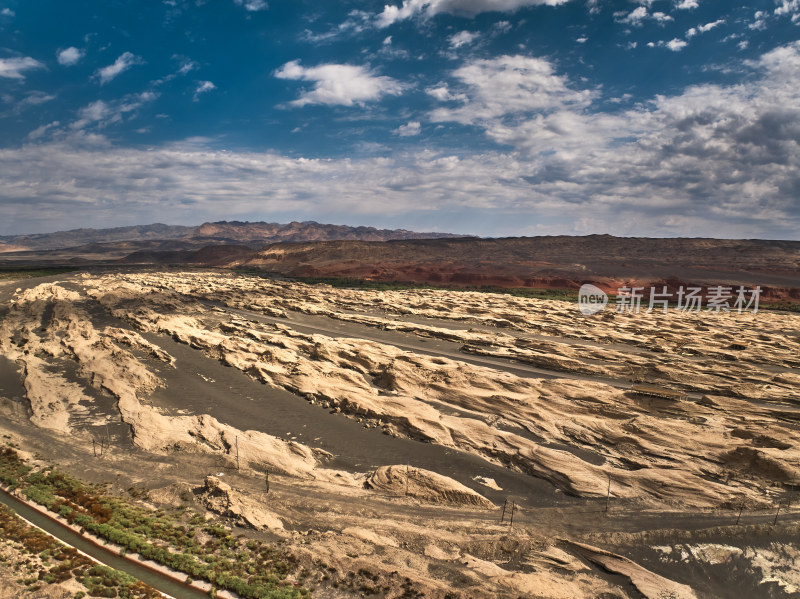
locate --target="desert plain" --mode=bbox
[0,268,799,598]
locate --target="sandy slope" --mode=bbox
[1,270,799,598]
[73,271,800,510]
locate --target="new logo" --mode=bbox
[578,283,608,315]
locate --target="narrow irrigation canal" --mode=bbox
[0,487,210,599]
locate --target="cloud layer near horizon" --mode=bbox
[2,39,799,239]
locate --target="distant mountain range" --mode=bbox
[227,236,800,301]
[2,222,798,302]
[0,221,469,254]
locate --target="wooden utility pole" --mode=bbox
[500,499,508,523]
[265,469,270,494]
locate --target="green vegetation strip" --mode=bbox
[238,271,800,313]
[234,270,579,300]
[0,267,78,280]
[0,502,160,599]
[0,448,309,599]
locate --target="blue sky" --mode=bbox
[1,1,799,238]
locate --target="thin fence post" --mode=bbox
[92,439,96,457]
[500,499,507,523]
[509,502,515,528]
[773,502,781,526]
[265,470,269,494]
[736,499,744,526]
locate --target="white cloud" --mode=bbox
[620,6,647,24]
[665,38,687,51]
[686,19,724,37]
[274,60,404,107]
[376,0,570,28]
[619,6,673,25]
[422,43,800,236]
[0,143,541,236]
[775,0,800,20]
[0,57,44,80]
[234,0,267,11]
[394,121,421,136]
[749,10,767,30]
[95,52,144,85]
[178,60,197,75]
[193,80,216,100]
[674,0,698,9]
[27,121,60,141]
[301,10,371,44]
[426,83,465,101]
[14,91,55,112]
[1,7,14,16]
[57,47,85,66]
[448,30,480,48]
[70,92,158,131]
[429,55,595,124]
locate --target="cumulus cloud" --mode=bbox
[1,7,14,16]
[665,38,688,51]
[686,19,724,37]
[57,47,84,66]
[426,83,467,102]
[424,43,800,236]
[274,60,404,107]
[429,55,595,124]
[675,0,698,9]
[0,57,44,80]
[394,121,421,136]
[749,10,768,30]
[775,0,800,19]
[95,52,143,85]
[376,0,570,28]
[234,0,268,11]
[618,7,673,25]
[193,80,216,100]
[449,30,480,48]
